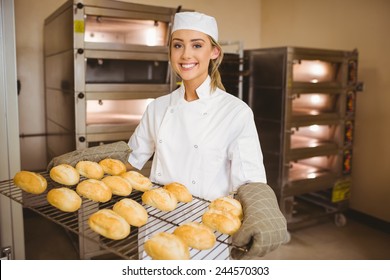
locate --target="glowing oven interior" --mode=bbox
[292,59,341,84]
[84,15,169,46]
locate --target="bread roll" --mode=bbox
[144,232,190,260]
[99,158,126,175]
[102,175,132,196]
[75,161,104,180]
[88,209,130,240]
[142,188,177,211]
[202,209,241,235]
[173,222,216,250]
[76,179,112,202]
[209,196,243,220]
[113,198,148,227]
[121,171,152,192]
[49,164,80,186]
[163,182,192,203]
[47,187,82,212]
[13,171,47,194]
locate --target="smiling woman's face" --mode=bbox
[170,29,220,87]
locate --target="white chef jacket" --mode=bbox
[128,76,266,201]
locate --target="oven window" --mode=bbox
[84,15,169,46]
[86,58,168,84]
[292,60,342,84]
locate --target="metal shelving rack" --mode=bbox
[44,0,178,161]
[243,46,360,228]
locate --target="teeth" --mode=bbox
[181,63,196,69]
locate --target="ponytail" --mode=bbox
[209,37,225,92]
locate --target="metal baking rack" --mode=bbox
[0,172,244,260]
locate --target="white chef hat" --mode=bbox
[171,12,219,42]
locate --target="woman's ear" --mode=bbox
[211,46,221,60]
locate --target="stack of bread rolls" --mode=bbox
[202,196,243,235]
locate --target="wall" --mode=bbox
[14,0,262,171]
[260,0,390,222]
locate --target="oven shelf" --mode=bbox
[0,173,243,260]
[288,135,339,161]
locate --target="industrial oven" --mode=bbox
[44,0,179,165]
[243,47,361,228]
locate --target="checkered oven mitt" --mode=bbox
[47,141,132,170]
[231,183,288,259]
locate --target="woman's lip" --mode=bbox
[180,63,197,69]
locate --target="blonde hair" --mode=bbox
[209,37,225,92]
[169,35,225,92]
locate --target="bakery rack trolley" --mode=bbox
[0,173,245,260]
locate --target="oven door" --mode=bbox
[0,0,25,260]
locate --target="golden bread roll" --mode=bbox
[144,232,190,260]
[76,179,112,202]
[49,164,80,186]
[173,222,216,250]
[209,196,243,220]
[101,175,132,196]
[163,182,192,203]
[47,187,82,212]
[88,209,130,240]
[99,158,126,175]
[121,171,152,192]
[142,188,177,211]
[13,171,47,194]
[113,198,148,227]
[75,161,104,180]
[202,209,241,235]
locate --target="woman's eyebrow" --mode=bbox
[171,38,206,43]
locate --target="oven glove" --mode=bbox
[47,141,132,171]
[231,182,288,259]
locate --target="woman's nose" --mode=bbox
[181,46,192,59]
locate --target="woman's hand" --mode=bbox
[231,183,288,259]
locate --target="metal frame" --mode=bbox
[243,46,358,228]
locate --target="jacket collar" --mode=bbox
[172,76,216,106]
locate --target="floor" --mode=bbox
[23,208,390,260]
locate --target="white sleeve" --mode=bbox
[128,104,156,170]
[229,108,267,190]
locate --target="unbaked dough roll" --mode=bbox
[121,171,152,192]
[113,198,148,227]
[102,175,132,196]
[142,188,177,211]
[76,179,112,202]
[47,187,82,212]
[163,182,192,203]
[49,164,80,186]
[209,196,243,220]
[202,209,241,235]
[13,171,47,194]
[144,232,190,260]
[88,209,130,240]
[173,222,216,250]
[75,160,104,180]
[99,158,126,175]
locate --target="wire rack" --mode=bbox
[0,172,244,260]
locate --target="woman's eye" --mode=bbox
[193,44,202,49]
[173,43,182,48]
